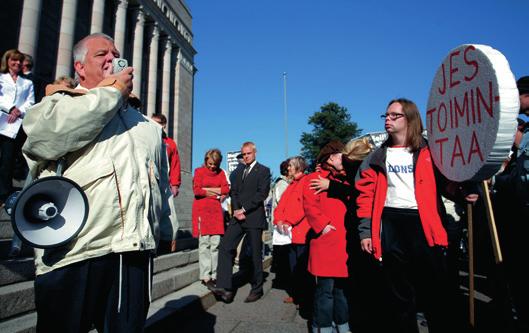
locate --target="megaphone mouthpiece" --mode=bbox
[24,195,59,222]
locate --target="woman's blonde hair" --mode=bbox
[343,137,373,161]
[0,49,24,73]
[204,148,223,168]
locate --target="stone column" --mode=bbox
[90,0,105,33]
[146,25,159,117]
[161,39,173,120]
[114,0,128,53]
[55,0,78,78]
[131,8,145,97]
[18,0,42,57]
[172,50,182,139]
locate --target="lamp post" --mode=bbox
[283,72,288,158]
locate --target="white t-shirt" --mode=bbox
[384,147,417,209]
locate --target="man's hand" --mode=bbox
[234,209,245,221]
[7,107,21,123]
[107,67,133,96]
[170,185,179,197]
[465,194,479,203]
[360,238,373,254]
[170,240,177,252]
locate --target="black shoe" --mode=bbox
[244,291,263,303]
[202,280,216,291]
[212,287,235,303]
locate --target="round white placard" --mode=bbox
[426,44,519,181]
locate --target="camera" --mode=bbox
[112,58,128,74]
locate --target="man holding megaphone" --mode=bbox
[20,33,177,333]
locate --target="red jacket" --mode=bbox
[273,174,310,244]
[192,166,230,237]
[303,169,349,278]
[164,136,181,187]
[356,143,450,260]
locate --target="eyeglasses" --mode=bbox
[241,152,253,156]
[380,112,405,120]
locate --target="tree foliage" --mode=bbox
[300,102,361,168]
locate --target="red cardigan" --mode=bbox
[356,144,449,260]
[273,174,310,244]
[192,166,230,237]
[303,170,349,278]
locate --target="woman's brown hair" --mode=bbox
[387,98,424,152]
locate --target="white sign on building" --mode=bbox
[226,151,241,174]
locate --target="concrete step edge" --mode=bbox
[0,258,35,287]
[0,311,36,333]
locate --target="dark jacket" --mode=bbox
[230,162,271,229]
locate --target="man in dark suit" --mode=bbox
[213,141,271,303]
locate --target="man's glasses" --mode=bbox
[381,112,405,120]
[241,152,253,156]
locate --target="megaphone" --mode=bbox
[9,176,89,249]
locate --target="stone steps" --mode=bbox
[0,249,199,333]
[0,258,34,287]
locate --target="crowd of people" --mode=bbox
[1,31,529,333]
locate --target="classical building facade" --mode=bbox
[0,0,196,240]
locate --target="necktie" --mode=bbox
[242,165,250,181]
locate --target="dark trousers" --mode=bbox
[288,244,312,303]
[34,252,151,333]
[0,135,15,201]
[381,207,451,333]
[271,244,291,289]
[312,277,349,331]
[216,221,263,293]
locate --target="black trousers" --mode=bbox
[216,221,263,293]
[0,135,15,201]
[288,244,312,304]
[34,251,151,333]
[381,207,452,333]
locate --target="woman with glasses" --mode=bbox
[356,98,478,333]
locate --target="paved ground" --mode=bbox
[154,264,527,333]
[167,271,309,333]
[161,269,434,333]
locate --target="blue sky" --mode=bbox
[188,0,529,177]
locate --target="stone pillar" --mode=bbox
[161,39,172,120]
[90,0,105,33]
[18,0,42,57]
[55,0,78,78]
[172,49,182,140]
[146,25,159,117]
[113,0,128,53]
[131,8,145,97]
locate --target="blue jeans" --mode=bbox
[312,276,349,333]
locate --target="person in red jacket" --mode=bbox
[274,156,312,308]
[356,98,478,333]
[192,149,230,289]
[151,114,181,196]
[303,141,351,333]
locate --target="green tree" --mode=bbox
[300,102,361,168]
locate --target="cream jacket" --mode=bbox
[22,82,177,275]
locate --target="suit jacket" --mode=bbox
[230,161,271,229]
